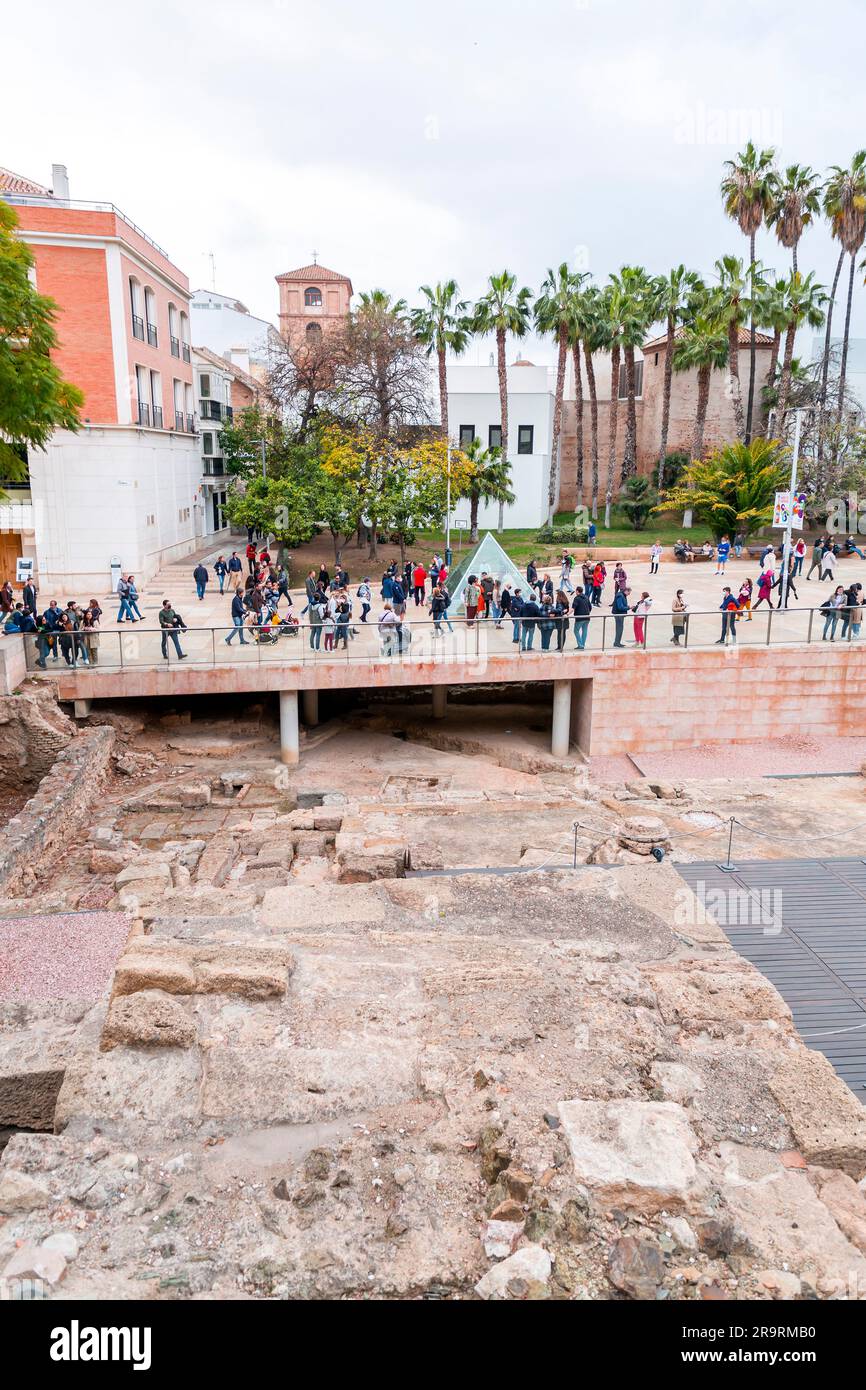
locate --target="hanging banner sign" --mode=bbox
[773,492,806,529]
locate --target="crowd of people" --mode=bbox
[4,531,866,664]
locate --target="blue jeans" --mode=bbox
[217,574,226,593]
[196,581,206,600]
[612,616,625,646]
[823,613,839,639]
[540,624,554,650]
[225,616,248,644]
[512,619,521,643]
[574,618,589,649]
[161,629,184,659]
[309,625,322,649]
[117,598,134,622]
[520,622,535,651]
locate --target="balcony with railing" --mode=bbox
[182,343,191,363]
[152,405,164,429]
[146,322,158,348]
[170,336,180,358]
[187,413,196,433]
[202,458,226,477]
[132,315,145,342]
[136,400,151,427]
[199,400,224,421]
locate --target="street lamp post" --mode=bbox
[780,409,805,612]
[445,436,452,569]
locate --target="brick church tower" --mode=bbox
[275,259,352,346]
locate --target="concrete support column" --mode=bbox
[551,679,571,759]
[431,685,447,719]
[73,699,92,720]
[302,689,319,727]
[279,690,300,765]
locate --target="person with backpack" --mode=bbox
[821,586,846,641]
[753,567,774,610]
[591,560,606,607]
[611,586,629,647]
[717,587,739,644]
[571,586,592,649]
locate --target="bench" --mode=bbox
[674,551,714,563]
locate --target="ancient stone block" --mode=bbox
[558,1098,700,1211]
[101,990,196,1050]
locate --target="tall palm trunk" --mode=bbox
[438,344,448,438]
[763,328,782,436]
[547,325,568,525]
[685,364,712,529]
[470,490,479,543]
[817,249,845,465]
[658,314,675,489]
[605,344,621,528]
[583,343,599,521]
[777,321,797,434]
[727,322,745,440]
[572,342,585,510]
[495,326,508,532]
[745,230,757,444]
[621,346,637,486]
[837,252,857,425]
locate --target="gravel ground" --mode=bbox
[0,912,131,1001]
[629,734,866,780]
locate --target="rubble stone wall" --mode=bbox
[0,726,115,894]
[0,689,75,789]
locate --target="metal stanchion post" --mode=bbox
[717,817,737,873]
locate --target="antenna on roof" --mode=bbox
[208,251,216,290]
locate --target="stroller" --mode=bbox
[276,613,300,638]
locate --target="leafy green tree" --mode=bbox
[0,201,83,486]
[720,141,777,440]
[473,270,532,530]
[657,438,788,539]
[615,265,660,484]
[573,283,607,520]
[651,450,689,491]
[621,475,657,531]
[223,474,320,559]
[219,405,293,480]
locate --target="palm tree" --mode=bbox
[534,264,587,525]
[460,437,515,541]
[603,279,624,528]
[658,438,789,539]
[720,142,777,441]
[357,288,408,317]
[472,270,533,531]
[754,276,789,432]
[774,272,827,433]
[766,164,821,273]
[655,266,703,486]
[574,283,605,521]
[713,254,755,441]
[672,313,729,522]
[824,152,866,425]
[568,314,585,511]
[616,265,659,485]
[410,281,471,443]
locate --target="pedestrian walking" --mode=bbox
[193,563,209,601]
[158,600,187,659]
[821,586,845,641]
[715,534,730,576]
[214,556,228,594]
[671,590,687,645]
[649,541,662,575]
[717,587,738,644]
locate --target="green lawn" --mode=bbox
[417,508,691,568]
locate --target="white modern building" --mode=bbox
[190,290,280,377]
[191,349,233,541]
[445,361,557,529]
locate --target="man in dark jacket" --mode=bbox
[717,587,739,644]
[519,594,541,650]
[572,586,592,649]
[611,587,629,648]
[510,588,524,644]
[193,563,209,600]
[22,579,38,615]
[225,587,249,645]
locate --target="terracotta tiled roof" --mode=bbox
[276,262,352,288]
[192,345,264,395]
[0,166,49,195]
[643,325,774,353]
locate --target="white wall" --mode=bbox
[29,427,202,595]
[191,291,277,364]
[445,364,556,528]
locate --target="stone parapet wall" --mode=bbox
[0,726,115,894]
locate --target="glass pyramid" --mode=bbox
[443,531,528,614]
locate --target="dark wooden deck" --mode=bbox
[677,858,866,1103]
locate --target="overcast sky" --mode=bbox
[6,0,866,360]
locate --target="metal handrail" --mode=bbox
[12,603,860,675]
